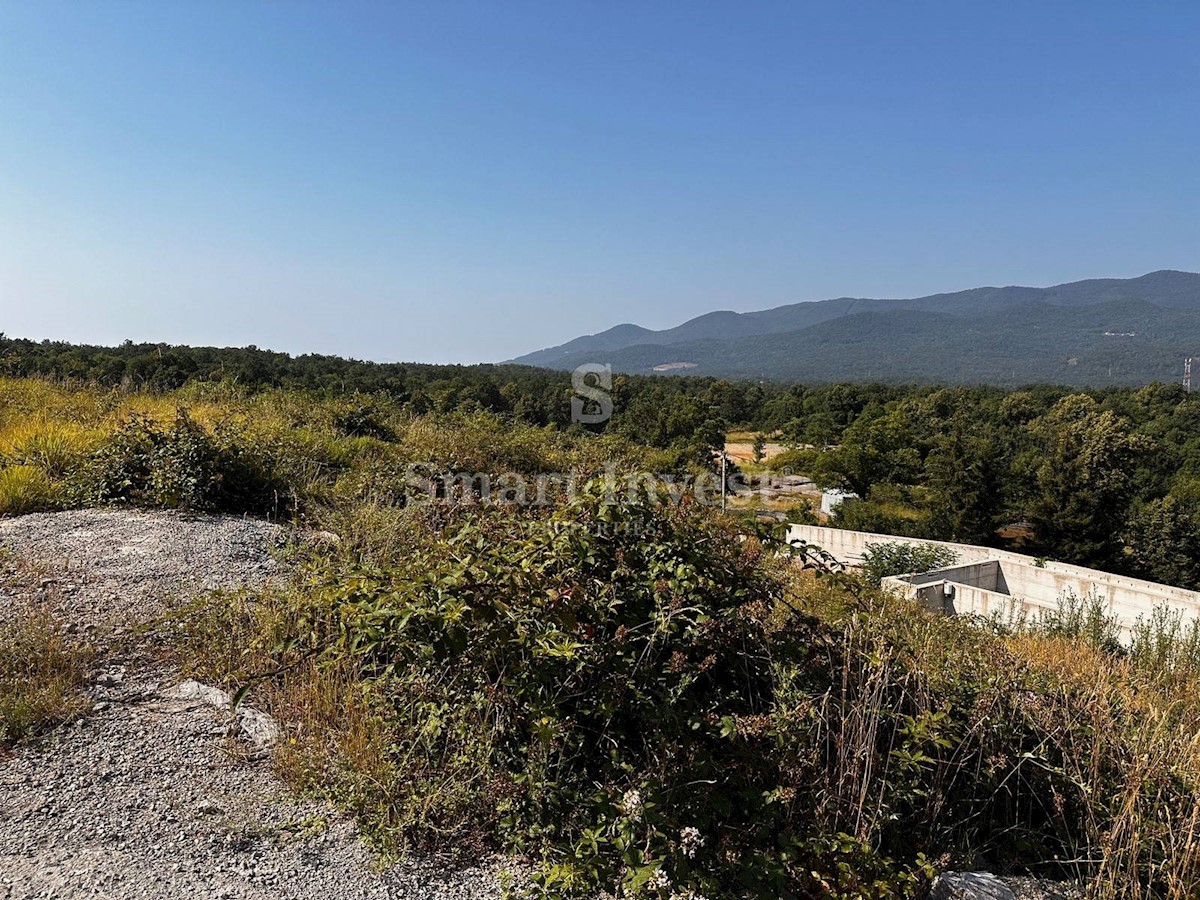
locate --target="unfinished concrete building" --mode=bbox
[786,524,1200,637]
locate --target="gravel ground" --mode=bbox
[0,509,514,899]
[0,670,510,900]
[0,509,286,630]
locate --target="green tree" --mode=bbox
[815,408,923,496]
[923,412,1005,544]
[1123,496,1200,589]
[751,432,767,464]
[1028,395,1151,566]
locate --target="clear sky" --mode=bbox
[1,1,1197,364]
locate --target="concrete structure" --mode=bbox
[787,524,996,567]
[787,523,1200,637]
[819,489,857,516]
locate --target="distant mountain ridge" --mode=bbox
[509,270,1200,386]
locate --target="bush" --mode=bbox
[861,541,958,586]
[179,490,1200,898]
[1034,591,1122,654]
[1129,605,1200,679]
[220,485,928,898]
[832,498,926,537]
[79,410,285,515]
[330,398,398,441]
[767,446,818,472]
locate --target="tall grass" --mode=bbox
[0,377,655,523]
[0,465,59,516]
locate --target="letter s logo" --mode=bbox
[571,364,613,425]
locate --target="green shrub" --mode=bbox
[247,484,926,898]
[1128,605,1200,678]
[79,410,286,515]
[182,489,1200,898]
[783,499,819,526]
[832,499,922,537]
[1034,591,1122,654]
[861,541,958,586]
[331,398,397,441]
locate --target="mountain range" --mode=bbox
[509,270,1200,386]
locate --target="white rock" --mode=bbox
[169,680,232,710]
[237,708,281,752]
[305,530,342,548]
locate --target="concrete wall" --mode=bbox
[901,560,1006,592]
[791,523,1200,634]
[887,576,1034,622]
[786,524,1004,567]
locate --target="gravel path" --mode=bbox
[0,509,285,630]
[0,509,513,899]
[0,670,508,900]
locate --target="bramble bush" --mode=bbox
[210,485,933,898]
[78,411,286,515]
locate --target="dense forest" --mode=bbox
[5,335,1200,590]
[771,382,1200,592]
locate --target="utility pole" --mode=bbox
[1186,357,1194,395]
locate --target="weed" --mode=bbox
[0,611,94,748]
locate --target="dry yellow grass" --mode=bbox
[0,609,94,749]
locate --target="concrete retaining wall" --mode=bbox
[786,524,1005,568]
[790,523,1200,633]
[894,577,1035,622]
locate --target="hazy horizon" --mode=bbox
[2,2,1198,363]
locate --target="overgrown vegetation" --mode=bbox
[11,337,1200,590]
[7,348,1200,896]
[172,502,1200,899]
[0,377,665,523]
[860,542,959,586]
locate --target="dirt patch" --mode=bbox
[723,441,788,464]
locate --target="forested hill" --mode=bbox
[510,270,1200,386]
[0,335,550,396]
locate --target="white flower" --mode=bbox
[678,826,704,858]
[620,788,644,819]
[647,869,671,891]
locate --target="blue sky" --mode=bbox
[1,1,1197,363]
